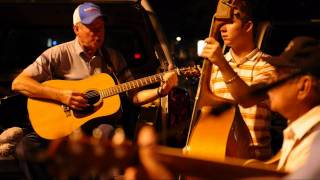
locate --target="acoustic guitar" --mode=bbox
[27,67,199,140]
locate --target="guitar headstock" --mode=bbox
[176,66,201,79]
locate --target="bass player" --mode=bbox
[200,0,276,160]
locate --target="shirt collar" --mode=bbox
[225,48,261,65]
[284,105,320,141]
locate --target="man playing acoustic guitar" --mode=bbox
[11,2,178,179]
[200,0,275,160]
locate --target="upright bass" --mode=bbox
[184,0,253,160]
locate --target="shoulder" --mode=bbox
[259,51,272,62]
[42,40,75,58]
[252,50,274,69]
[255,50,271,63]
[251,50,276,83]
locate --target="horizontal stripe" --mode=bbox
[230,51,273,159]
[249,130,271,140]
[210,49,274,156]
[240,111,270,121]
[213,88,231,95]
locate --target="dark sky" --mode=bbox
[148,0,217,41]
[148,0,320,42]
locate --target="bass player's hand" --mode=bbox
[200,37,226,66]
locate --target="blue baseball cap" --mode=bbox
[73,2,103,25]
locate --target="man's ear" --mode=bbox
[297,75,313,100]
[244,20,253,33]
[73,24,79,35]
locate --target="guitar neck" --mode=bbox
[100,72,164,98]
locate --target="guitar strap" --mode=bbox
[100,47,132,85]
[100,47,120,85]
[100,47,139,98]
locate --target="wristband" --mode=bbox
[225,75,237,84]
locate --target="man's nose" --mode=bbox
[220,24,227,32]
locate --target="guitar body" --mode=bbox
[27,67,200,140]
[186,105,235,160]
[28,73,121,140]
[186,104,253,161]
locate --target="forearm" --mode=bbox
[218,61,266,107]
[12,75,64,102]
[132,88,160,106]
[132,71,178,106]
[133,87,166,105]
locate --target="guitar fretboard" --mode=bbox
[99,73,164,98]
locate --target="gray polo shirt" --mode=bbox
[23,38,136,101]
[23,38,133,83]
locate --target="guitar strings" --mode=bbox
[83,73,165,99]
[83,67,195,99]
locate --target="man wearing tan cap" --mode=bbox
[266,36,320,173]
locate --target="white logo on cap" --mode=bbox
[84,7,98,12]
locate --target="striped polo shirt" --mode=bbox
[210,48,275,160]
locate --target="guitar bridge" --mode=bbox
[62,105,71,117]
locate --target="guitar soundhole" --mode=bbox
[73,90,101,118]
[85,90,100,105]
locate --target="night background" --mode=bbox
[149,0,216,41]
[0,1,320,178]
[1,0,320,95]
[0,0,319,85]
[149,0,320,43]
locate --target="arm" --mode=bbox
[132,71,178,106]
[213,57,268,107]
[107,49,177,105]
[12,71,88,110]
[200,37,271,107]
